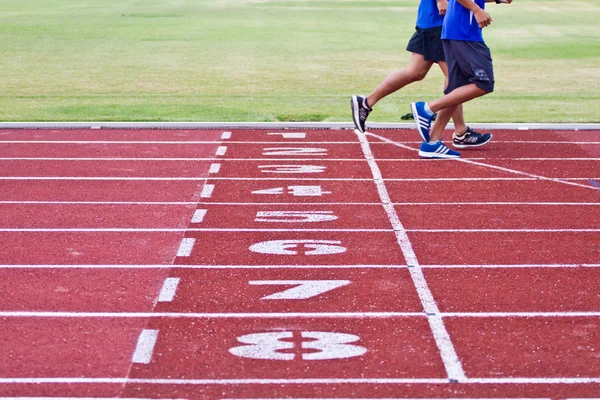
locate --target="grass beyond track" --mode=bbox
[0,0,599,122]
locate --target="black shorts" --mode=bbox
[443,39,495,94]
[406,26,445,62]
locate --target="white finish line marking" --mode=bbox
[132,329,159,364]
[356,129,465,382]
[176,238,195,257]
[221,131,232,140]
[216,146,227,156]
[209,163,221,174]
[200,184,214,198]
[191,209,207,223]
[157,278,180,303]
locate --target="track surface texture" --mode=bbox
[0,128,599,399]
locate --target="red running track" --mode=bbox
[0,128,599,399]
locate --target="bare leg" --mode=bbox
[367,53,434,108]
[430,106,457,142]
[428,83,488,114]
[436,62,467,135]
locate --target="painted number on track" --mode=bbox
[252,186,331,197]
[259,165,326,174]
[249,240,346,255]
[229,331,366,360]
[262,147,327,156]
[255,211,337,223]
[267,132,307,139]
[249,280,351,300]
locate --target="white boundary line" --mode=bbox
[0,122,599,130]
[0,398,186,400]
[0,157,599,162]
[0,377,597,384]
[1,140,599,145]
[1,177,597,182]
[1,228,597,233]
[0,312,424,318]
[356,129,466,382]
[1,311,599,318]
[0,201,598,206]
[1,264,598,269]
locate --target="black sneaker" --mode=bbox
[351,95,372,133]
[452,127,492,148]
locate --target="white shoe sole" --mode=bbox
[418,150,460,159]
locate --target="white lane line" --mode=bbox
[157,278,180,303]
[422,263,600,269]
[176,238,195,257]
[0,264,409,269]
[2,311,600,319]
[1,157,599,163]
[0,377,598,384]
[356,129,466,382]
[2,177,598,182]
[2,201,599,205]
[132,329,159,364]
[444,312,600,317]
[1,139,598,145]
[191,209,208,223]
[200,184,214,198]
[209,163,221,174]
[2,264,598,270]
[408,229,600,233]
[0,398,186,400]
[223,398,551,400]
[367,131,600,191]
[0,312,424,318]
[216,146,227,156]
[0,228,394,232]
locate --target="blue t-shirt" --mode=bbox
[441,0,485,42]
[416,0,445,29]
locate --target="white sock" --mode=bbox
[427,140,438,144]
[424,103,434,116]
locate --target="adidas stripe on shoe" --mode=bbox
[410,101,434,142]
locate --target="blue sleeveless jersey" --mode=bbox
[441,0,485,42]
[416,0,445,29]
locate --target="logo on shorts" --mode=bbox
[475,69,490,81]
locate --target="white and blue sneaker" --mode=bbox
[418,141,461,159]
[410,101,434,142]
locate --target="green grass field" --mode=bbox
[1,0,598,122]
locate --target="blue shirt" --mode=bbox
[416,0,445,29]
[441,0,485,42]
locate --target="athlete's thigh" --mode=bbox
[408,51,435,77]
